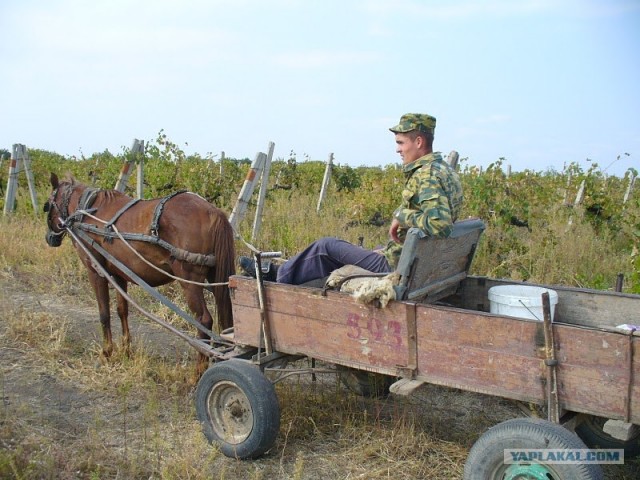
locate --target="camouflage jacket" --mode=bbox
[382,152,464,268]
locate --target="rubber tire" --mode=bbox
[195,359,280,459]
[464,418,604,480]
[575,414,640,458]
[338,367,394,398]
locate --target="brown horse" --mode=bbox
[44,173,235,375]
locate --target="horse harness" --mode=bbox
[51,185,217,268]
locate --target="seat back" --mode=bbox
[394,218,485,303]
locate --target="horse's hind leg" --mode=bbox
[87,268,114,359]
[181,282,213,378]
[114,276,131,356]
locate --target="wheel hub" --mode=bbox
[504,462,556,479]
[208,380,254,444]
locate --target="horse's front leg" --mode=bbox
[114,276,131,356]
[87,268,113,359]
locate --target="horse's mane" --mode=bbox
[63,172,77,185]
[102,190,126,201]
[60,173,126,201]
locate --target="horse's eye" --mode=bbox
[43,201,50,213]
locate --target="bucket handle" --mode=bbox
[518,299,541,321]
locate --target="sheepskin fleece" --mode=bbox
[325,265,400,308]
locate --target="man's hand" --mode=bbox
[389,218,402,243]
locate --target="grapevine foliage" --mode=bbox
[1,137,637,292]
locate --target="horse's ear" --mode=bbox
[50,173,59,189]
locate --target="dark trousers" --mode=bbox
[276,237,391,285]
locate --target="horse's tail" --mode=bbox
[209,210,236,330]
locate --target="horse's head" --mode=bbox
[44,173,75,247]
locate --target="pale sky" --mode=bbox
[1,0,638,176]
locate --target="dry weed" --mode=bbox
[1,190,639,479]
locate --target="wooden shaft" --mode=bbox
[542,292,560,423]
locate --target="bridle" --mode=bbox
[44,183,74,246]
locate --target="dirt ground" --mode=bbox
[1,273,638,479]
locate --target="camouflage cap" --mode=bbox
[389,113,436,135]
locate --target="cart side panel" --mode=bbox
[229,277,639,423]
[415,306,547,403]
[230,277,413,375]
[414,304,639,423]
[553,326,635,421]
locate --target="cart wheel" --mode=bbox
[575,414,640,458]
[464,418,604,480]
[195,359,280,459]
[338,367,394,398]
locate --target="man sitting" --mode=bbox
[240,112,464,284]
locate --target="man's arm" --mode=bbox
[389,217,402,243]
[393,174,455,238]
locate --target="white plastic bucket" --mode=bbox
[488,285,558,321]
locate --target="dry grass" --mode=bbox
[234,190,390,259]
[0,299,480,479]
[471,204,633,290]
[1,192,639,479]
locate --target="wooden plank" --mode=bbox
[414,306,547,403]
[454,276,640,330]
[551,325,632,419]
[389,378,426,396]
[412,304,638,422]
[231,277,413,375]
[632,337,640,422]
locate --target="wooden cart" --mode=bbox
[194,219,639,479]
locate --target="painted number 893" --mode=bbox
[346,313,403,348]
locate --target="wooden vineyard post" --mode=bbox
[447,150,459,169]
[252,142,275,242]
[568,178,587,226]
[114,139,145,196]
[3,144,38,215]
[574,179,586,206]
[22,147,38,212]
[135,140,145,199]
[562,171,573,206]
[114,147,134,192]
[624,172,636,204]
[316,153,334,212]
[4,145,20,214]
[229,151,266,231]
[0,151,7,184]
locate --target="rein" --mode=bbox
[66,225,233,351]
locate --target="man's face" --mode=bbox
[394,132,421,165]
